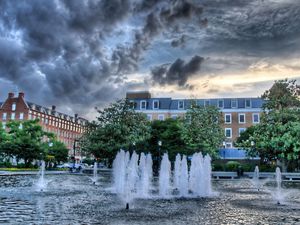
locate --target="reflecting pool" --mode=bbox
[0,173,299,225]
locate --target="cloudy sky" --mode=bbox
[1,0,300,119]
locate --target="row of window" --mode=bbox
[225,128,247,138]
[138,99,253,110]
[224,113,260,124]
[2,112,24,120]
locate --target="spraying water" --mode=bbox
[159,153,171,198]
[179,155,189,197]
[92,161,98,184]
[253,166,260,191]
[174,154,181,190]
[112,150,213,207]
[275,167,283,205]
[36,161,46,191]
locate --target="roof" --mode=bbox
[129,97,264,110]
[26,101,87,124]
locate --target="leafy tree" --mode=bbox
[236,79,300,171]
[181,104,224,158]
[44,140,69,165]
[81,98,151,162]
[146,118,186,162]
[262,79,300,110]
[0,120,52,166]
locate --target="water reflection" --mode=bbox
[0,174,299,225]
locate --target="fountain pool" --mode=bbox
[0,171,299,224]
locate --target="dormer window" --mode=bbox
[178,100,184,110]
[204,100,210,106]
[245,99,251,108]
[231,99,237,108]
[12,103,16,111]
[153,100,159,109]
[218,99,224,108]
[140,100,147,110]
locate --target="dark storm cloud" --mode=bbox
[151,55,204,86]
[1,0,300,118]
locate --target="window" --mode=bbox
[253,113,260,123]
[231,99,237,108]
[140,100,147,110]
[225,128,232,138]
[45,118,48,124]
[28,114,32,120]
[158,114,165,121]
[147,114,152,121]
[12,103,16,111]
[2,113,7,120]
[225,142,232,148]
[239,128,246,136]
[178,100,184,109]
[218,99,224,108]
[129,101,136,109]
[224,113,231,124]
[245,99,251,108]
[2,122,6,129]
[19,124,23,129]
[239,113,246,124]
[19,113,24,120]
[171,114,178,119]
[153,100,159,109]
[11,113,15,120]
[204,100,210,106]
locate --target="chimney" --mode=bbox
[8,93,14,98]
[18,92,25,98]
[52,105,56,111]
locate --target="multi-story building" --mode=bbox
[0,92,88,160]
[127,91,264,151]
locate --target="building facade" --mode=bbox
[127,91,264,149]
[0,92,88,160]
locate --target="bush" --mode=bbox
[241,163,255,172]
[82,158,94,165]
[212,163,224,171]
[0,161,12,168]
[259,164,277,172]
[225,161,241,171]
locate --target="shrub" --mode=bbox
[225,161,241,171]
[241,163,255,172]
[212,163,224,171]
[0,161,12,168]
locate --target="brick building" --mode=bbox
[126,91,264,150]
[0,92,88,160]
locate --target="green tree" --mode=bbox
[44,140,69,166]
[181,104,224,158]
[1,120,52,166]
[236,79,300,171]
[82,98,151,162]
[146,118,186,161]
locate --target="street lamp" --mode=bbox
[222,141,226,159]
[158,140,162,159]
[73,139,79,171]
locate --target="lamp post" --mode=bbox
[133,142,136,153]
[73,139,79,171]
[158,140,162,160]
[222,141,226,159]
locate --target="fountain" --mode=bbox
[252,166,260,191]
[179,155,189,197]
[159,153,171,198]
[275,167,283,205]
[174,153,181,190]
[92,161,98,184]
[112,149,213,204]
[36,160,46,191]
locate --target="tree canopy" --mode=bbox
[0,120,69,166]
[81,98,151,161]
[236,79,300,171]
[181,104,224,158]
